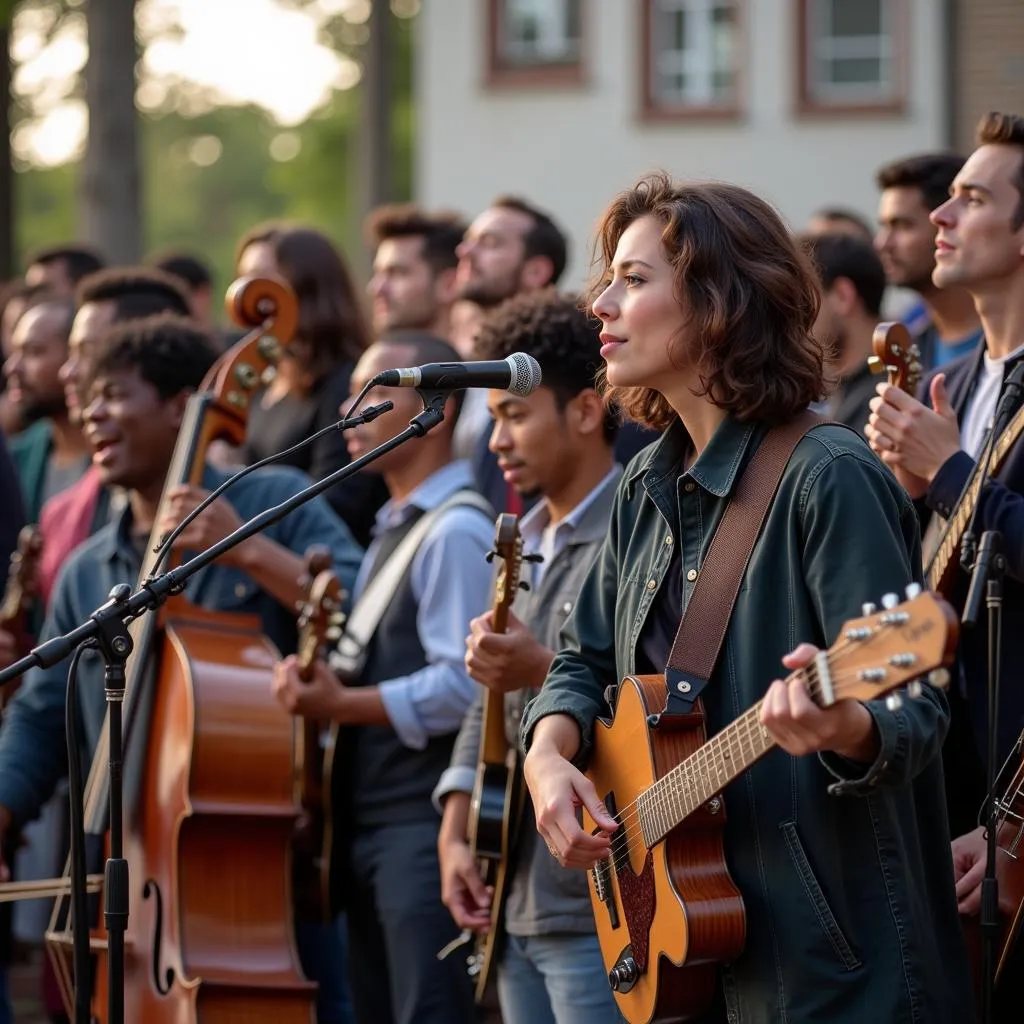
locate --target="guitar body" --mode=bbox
[583,676,745,1024]
[467,750,524,999]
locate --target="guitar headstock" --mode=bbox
[868,321,923,394]
[0,525,42,623]
[297,546,346,682]
[809,586,958,709]
[486,513,524,620]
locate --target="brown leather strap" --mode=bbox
[664,410,823,706]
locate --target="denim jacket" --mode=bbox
[0,463,363,827]
[522,416,974,1024]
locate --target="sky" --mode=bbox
[12,0,368,167]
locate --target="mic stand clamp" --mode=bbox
[963,530,1006,1024]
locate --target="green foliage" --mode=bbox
[11,0,415,302]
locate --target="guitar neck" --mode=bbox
[480,609,510,766]
[638,697,776,847]
[927,402,1024,590]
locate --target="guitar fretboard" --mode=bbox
[927,402,1024,591]
[636,695,777,847]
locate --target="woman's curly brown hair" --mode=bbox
[590,173,827,430]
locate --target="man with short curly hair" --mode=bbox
[435,287,623,1024]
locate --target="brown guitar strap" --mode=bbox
[663,410,824,713]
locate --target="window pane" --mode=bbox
[830,0,882,38]
[650,0,736,107]
[830,56,884,84]
[499,0,581,66]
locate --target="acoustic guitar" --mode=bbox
[294,545,346,922]
[464,512,531,1000]
[583,587,958,1023]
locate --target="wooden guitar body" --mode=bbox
[583,676,744,1024]
[467,749,524,997]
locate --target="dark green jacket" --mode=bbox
[522,416,973,1024]
[9,419,52,523]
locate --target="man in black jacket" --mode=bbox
[867,111,1024,1011]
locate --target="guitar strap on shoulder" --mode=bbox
[663,410,823,715]
[329,489,492,680]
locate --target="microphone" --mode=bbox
[961,359,1024,570]
[372,352,542,397]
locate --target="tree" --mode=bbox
[0,18,13,279]
[79,0,140,262]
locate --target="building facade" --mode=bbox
[415,0,1022,286]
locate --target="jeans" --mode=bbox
[497,932,624,1024]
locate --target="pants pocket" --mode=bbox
[779,820,862,971]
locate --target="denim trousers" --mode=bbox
[496,932,624,1024]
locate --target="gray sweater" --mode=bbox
[433,467,620,936]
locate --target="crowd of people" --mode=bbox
[0,108,1019,1024]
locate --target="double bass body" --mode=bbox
[91,608,314,1023]
[47,278,316,1023]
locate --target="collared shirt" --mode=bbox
[356,460,494,751]
[518,466,621,587]
[0,463,364,826]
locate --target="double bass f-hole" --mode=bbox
[142,879,174,997]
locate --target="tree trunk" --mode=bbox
[79,0,141,263]
[0,23,13,281]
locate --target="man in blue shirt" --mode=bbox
[0,313,363,1015]
[875,152,984,369]
[273,331,494,1024]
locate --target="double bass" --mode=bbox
[44,277,316,1022]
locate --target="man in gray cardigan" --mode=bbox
[435,288,625,1024]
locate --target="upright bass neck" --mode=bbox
[80,277,296,833]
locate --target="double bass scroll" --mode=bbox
[45,275,316,1024]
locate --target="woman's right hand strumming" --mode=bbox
[523,713,618,870]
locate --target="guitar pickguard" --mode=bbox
[613,845,656,973]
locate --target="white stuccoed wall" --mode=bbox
[415,0,948,289]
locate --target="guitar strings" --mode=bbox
[594,626,915,861]
[601,658,841,862]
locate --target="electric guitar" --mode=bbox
[464,513,531,1000]
[583,588,958,1023]
[294,546,346,921]
[0,525,42,708]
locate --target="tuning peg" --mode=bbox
[928,668,951,689]
[326,626,343,641]
[862,602,877,616]
[330,612,346,626]
[867,355,884,375]
[885,694,903,712]
[881,593,899,609]
[907,680,923,698]
[904,582,922,600]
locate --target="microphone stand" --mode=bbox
[963,529,1005,1024]
[0,388,450,1024]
